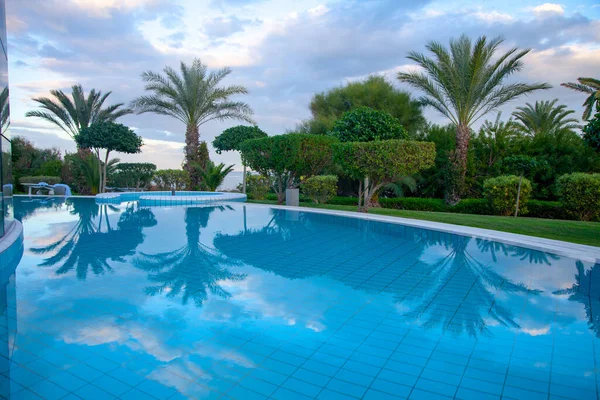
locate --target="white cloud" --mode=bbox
[473,11,514,23]
[70,0,157,16]
[532,3,565,17]
[308,5,329,18]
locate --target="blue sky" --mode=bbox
[6,0,600,169]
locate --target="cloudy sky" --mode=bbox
[6,0,600,169]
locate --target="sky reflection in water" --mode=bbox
[4,197,600,399]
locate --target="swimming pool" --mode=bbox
[6,197,600,399]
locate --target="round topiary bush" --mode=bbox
[483,175,531,216]
[557,173,600,221]
[301,175,338,204]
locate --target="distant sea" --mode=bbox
[218,171,244,191]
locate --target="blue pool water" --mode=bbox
[4,197,600,399]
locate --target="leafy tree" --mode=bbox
[25,84,132,140]
[11,136,62,190]
[240,134,337,204]
[131,59,254,188]
[38,159,63,176]
[154,169,190,190]
[110,163,157,190]
[512,99,580,136]
[516,130,600,199]
[301,75,425,135]
[196,162,234,191]
[213,125,268,193]
[75,122,143,193]
[469,114,522,196]
[561,77,600,120]
[334,140,436,211]
[328,106,408,142]
[398,34,550,204]
[583,109,600,152]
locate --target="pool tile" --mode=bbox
[28,379,69,400]
[136,379,178,399]
[93,374,133,396]
[326,378,368,398]
[74,384,116,399]
[48,370,87,392]
[282,377,322,398]
[239,376,278,397]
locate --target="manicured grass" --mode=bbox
[248,200,600,247]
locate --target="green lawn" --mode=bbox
[248,200,600,247]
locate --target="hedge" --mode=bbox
[19,176,62,185]
[302,175,338,204]
[557,173,600,221]
[379,197,447,212]
[524,200,566,220]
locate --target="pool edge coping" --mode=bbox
[244,203,600,263]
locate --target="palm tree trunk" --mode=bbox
[446,123,470,205]
[102,150,110,194]
[242,164,247,194]
[185,124,200,189]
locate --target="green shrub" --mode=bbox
[111,163,157,190]
[19,176,62,185]
[37,160,63,176]
[302,175,338,204]
[557,173,600,221]
[380,197,447,212]
[451,199,490,215]
[245,175,271,200]
[153,169,190,191]
[326,196,359,206]
[525,200,567,220]
[329,107,408,142]
[484,175,532,216]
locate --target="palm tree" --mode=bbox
[25,84,133,140]
[561,77,600,120]
[131,59,254,188]
[398,35,550,204]
[512,99,581,136]
[197,162,234,191]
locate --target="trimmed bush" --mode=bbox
[379,197,447,212]
[302,175,338,204]
[557,173,600,221]
[484,175,532,216]
[329,107,408,142]
[245,175,271,200]
[525,200,566,220]
[19,176,61,185]
[153,169,190,191]
[451,199,490,215]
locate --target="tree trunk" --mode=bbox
[363,177,369,208]
[515,174,523,217]
[277,176,285,205]
[102,150,110,194]
[446,123,470,205]
[357,179,365,212]
[184,124,200,189]
[242,165,247,194]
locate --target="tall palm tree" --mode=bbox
[512,99,581,136]
[398,35,550,204]
[25,84,133,140]
[561,77,600,120]
[131,59,254,188]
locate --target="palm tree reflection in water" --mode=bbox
[403,236,542,337]
[31,200,157,280]
[134,206,246,307]
[554,261,600,337]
